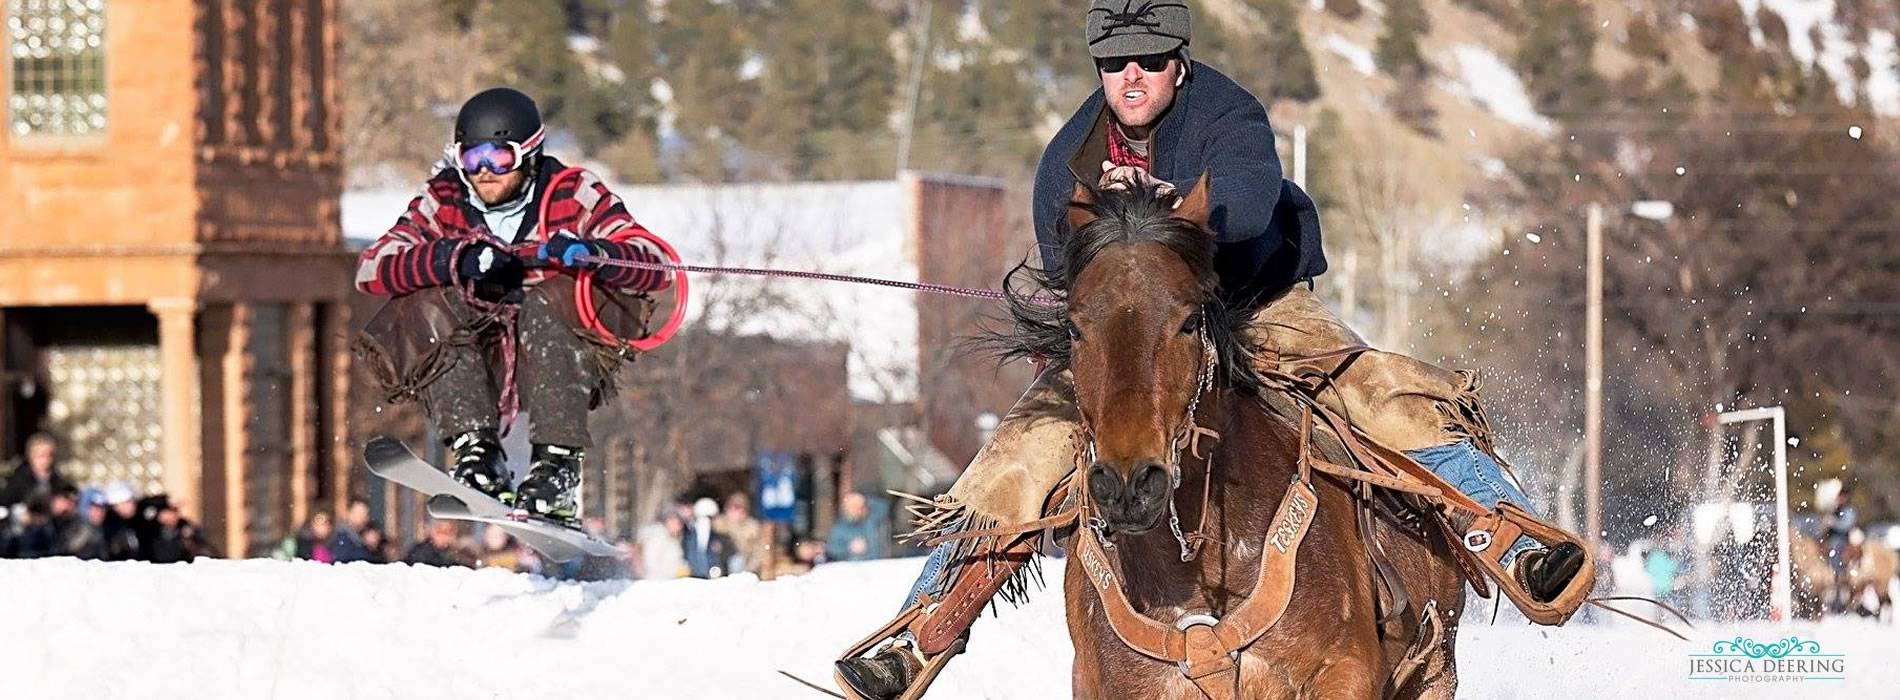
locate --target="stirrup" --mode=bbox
[833,602,964,700]
[1452,502,1596,625]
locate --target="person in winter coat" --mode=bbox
[824,492,884,563]
[404,520,473,568]
[354,87,676,526]
[835,3,1589,697]
[44,487,102,559]
[98,482,144,561]
[0,433,73,510]
[294,511,338,563]
[682,498,737,579]
[636,510,687,580]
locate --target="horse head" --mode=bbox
[1053,174,1251,536]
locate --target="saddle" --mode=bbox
[1263,350,1598,627]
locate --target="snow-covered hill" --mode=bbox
[2,557,1893,698]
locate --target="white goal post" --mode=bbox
[1712,406,1791,625]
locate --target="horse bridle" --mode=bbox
[1077,307,1222,562]
[1068,313,1322,698]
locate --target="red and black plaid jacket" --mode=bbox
[355,157,671,297]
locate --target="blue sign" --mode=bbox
[756,451,799,523]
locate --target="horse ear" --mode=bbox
[1066,182,1099,232]
[1172,171,1213,230]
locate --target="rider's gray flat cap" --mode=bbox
[1086,0,1191,59]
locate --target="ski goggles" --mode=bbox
[449,127,545,175]
[1096,52,1174,74]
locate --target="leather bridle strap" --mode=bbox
[1074,475,1319,697]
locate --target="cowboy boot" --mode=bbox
[836,641,926,700]
[1512,541,1586,603]
[834,535,1034,700]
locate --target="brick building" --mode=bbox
[0,0,352,556]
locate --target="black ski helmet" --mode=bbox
[454,87,543,147]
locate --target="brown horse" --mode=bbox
[1845,531,1897,621]
[1788,528,1897,621]
[993,178,1467,698]
[1788,532,1836,620]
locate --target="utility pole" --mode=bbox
[1292,123,1307,187]
[1584,202,1604,548]
[894,0,932,175]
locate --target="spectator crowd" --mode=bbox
[3,434,907,584]
[0,433,213,562]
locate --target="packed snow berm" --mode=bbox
[5,557,1896,698]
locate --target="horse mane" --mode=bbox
[975,182,1264,394]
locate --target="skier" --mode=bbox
[354,87,672,525]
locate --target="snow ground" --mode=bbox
[2,556,1894,699]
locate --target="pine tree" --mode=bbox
[1515,0,1606,118]
[1625,12,1670,64]
[1253,0,1321,103]
[653,0,757,179]
[1302,107,1345,210]
[910,23,1045,177]
[750,0,900,179]
[1376,0,1430,79]
[474,0,620,150]
[1389,72,1438,136]
[1375,0,1434,135]
[1451,0,1518,30]
[601,0,662,181]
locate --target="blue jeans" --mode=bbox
[901,540,956,611]
[1407,439,1542,565]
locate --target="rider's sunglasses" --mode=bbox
[1096,53,1173,74]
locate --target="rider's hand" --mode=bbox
[453,241,526,302]
[454,240,525,283]
[1099,160,1177,198]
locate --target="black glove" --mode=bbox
[452,241,526,302]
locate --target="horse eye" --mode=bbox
[1066,320,1083,342]
[1180,312,1204,335]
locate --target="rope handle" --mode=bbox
[539,167,691,352]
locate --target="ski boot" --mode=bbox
[445,429,513,503]
[515,444,583,527]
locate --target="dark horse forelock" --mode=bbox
[979,182,1263,393]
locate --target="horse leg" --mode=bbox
[1066,555,1109,700]
[1307,653,1383,700]
[1391,604,1460,700]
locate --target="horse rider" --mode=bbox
[1815,479,1859,585]
[354,87,672,526]
[835,2,1588,697]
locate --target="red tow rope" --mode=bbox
[539,167,689,352]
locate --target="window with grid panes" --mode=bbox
[7,0,106,137]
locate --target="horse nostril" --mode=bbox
[1130,463,1171,507]
[1087,464,1124,505]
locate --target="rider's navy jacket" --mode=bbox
[1032,61,1327,303]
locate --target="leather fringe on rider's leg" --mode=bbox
[572,326,639,403]
[894,492,1045,608]
[353,322,484,407]
[1436,369,1523,484]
